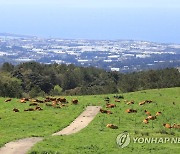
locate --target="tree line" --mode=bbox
[0,62,179,98]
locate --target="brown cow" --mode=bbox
[106,110,113,114]
[24,108,34,111]
[52,101,58,107]
[31,99,43,103]
[100,109,112,114]
[139,101,146,105]
[155,112,162,116]
[100,108,106,113]
[36,100,44,103]
[21,98,29,101]
[145,100,153,103]
[106,103,116,108]
[44,97,52,102]
[13,108,19,112]
[35,106,43,111]
[143,118,149,124]
[49,97,57,101]
[5,98,11,102]
[172,124,180,129]
[115,99,121,102]
[147,115,156,120]
[31,99,38,102]
[29,103,38,106]
[126,109,137,113]
[127,101,134,105]
[20,99,26,103]
[61,104,67,107]
[57,97,66,103]
[72,99,78,105]
[54,106,61,109]
[106,124,118,129]
[163,123,172,129]
[144,110,151,116]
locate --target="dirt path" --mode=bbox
[0,137,43,154]
[0,106,101,154]
[53,106,101,135]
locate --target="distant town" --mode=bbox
[0,33,180,72]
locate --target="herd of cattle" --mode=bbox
[100,96,180,130]
[5,97,79,112]
[4,96,179,130]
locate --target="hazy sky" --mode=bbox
[0,0,180,43]
[1,0,180,8]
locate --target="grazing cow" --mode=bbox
[147,116,156,120]
[31,99,43,103]
[104,97,110,103]
[13,108,19,112]
[100,108,106,113]
[115,99,121,102]
[35,106,43,111]
[106,124,118,129]
[163,123,172,129]
[106,110,113,114]
[44,97,52,102]
[139,101,146,105]
[61,104,67,107]
[32,99,38,102]
[100,109,112,114]
[36,100,44,103]
[127,101,134,105]
[21,98,29,101]
[29,103,38,106]
[72,99,78,105]
[50,98,57,101]
[139,100,153,105]
[52,101,58,107]
[144,110,151,116]
[44,99,50,102]
[126,109,131,113]
[20,99,26,103]
[5,98,11,102]
[106,103,116,108]
[114,95,124,99]
[126,109,137,113]
[172,124,180,129]
[45,97,56,102]
[143,118,149,124]
[155,112,162,116]
[24,108,34,111]
[57,97,66,103]
[145,100,153,104]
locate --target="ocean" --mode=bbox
[0,5,180,44]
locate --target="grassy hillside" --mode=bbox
[0,87,180,153]
[0,97,86,147]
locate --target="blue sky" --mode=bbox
[1,0,180,8]
[0,0,180,43]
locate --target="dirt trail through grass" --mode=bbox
[53,106,101,135]
[0,137,43,154]
[0,106,101,154]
